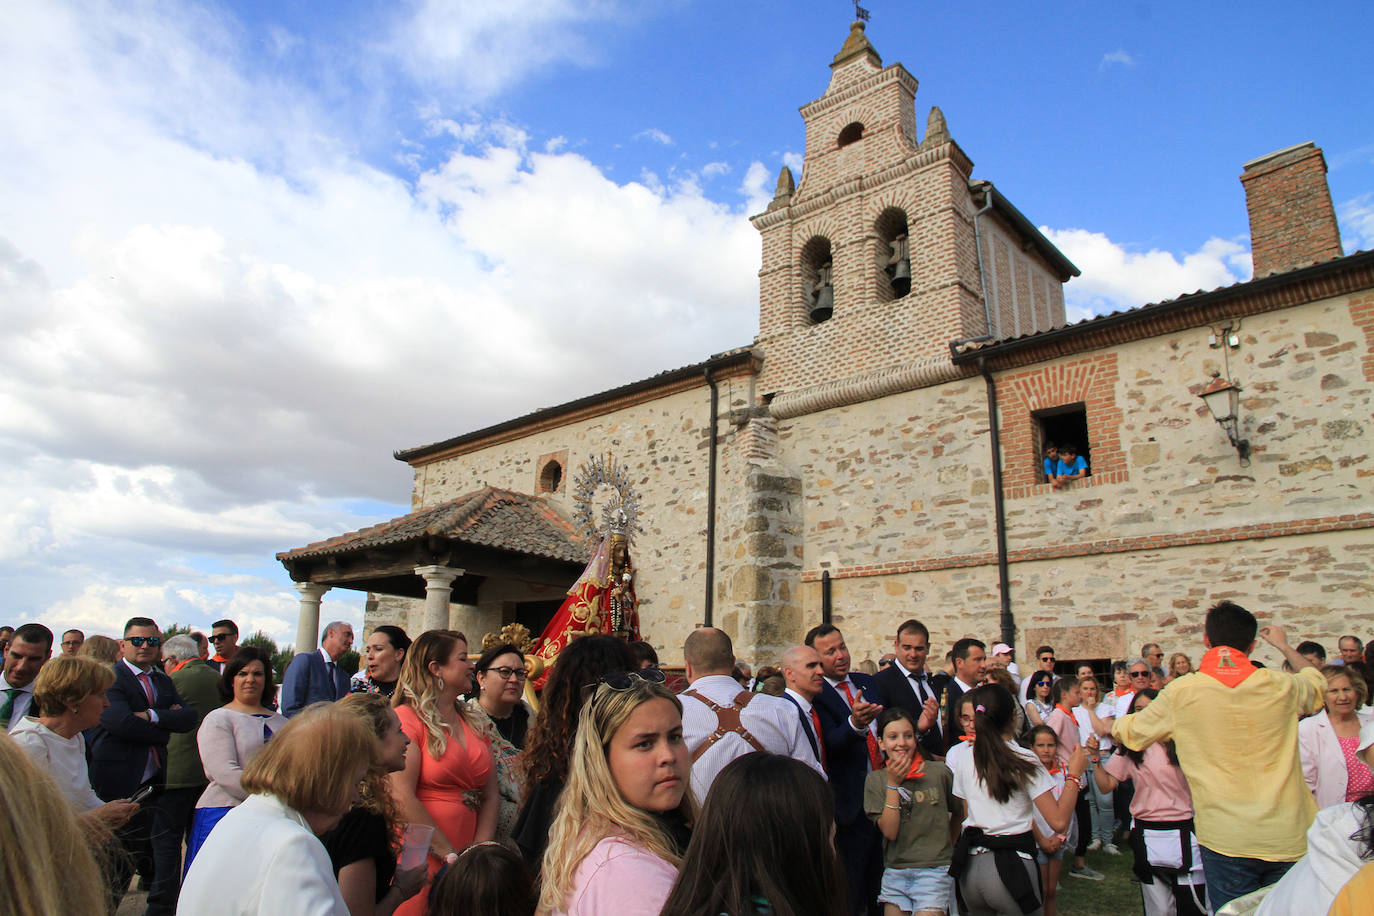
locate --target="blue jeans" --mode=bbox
[1198,846,1294,911]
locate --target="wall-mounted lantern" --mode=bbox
[1198,375,1251,465]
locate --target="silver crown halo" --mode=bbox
[571,452,643,547]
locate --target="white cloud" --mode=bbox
[0,0,760,640]
[1043,228,1251,322]
[389,0,633,102]
[1100,50,1138,70]
[634,128,674,146]
[1338,192,1374,251]
[741,161,774,216]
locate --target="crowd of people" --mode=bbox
[2,603,1372,916]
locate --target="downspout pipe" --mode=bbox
[821,570,832,626]
[703,367,719,627]
[978,356,1015,648]
[971,182,998,340]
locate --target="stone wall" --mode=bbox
[735,290,1373,668]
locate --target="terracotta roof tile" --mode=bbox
[276,487,588,564]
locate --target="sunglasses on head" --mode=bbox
[126,636,161,648]
[582,666,666,699]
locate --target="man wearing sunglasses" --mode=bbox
[207,619,239,673]
[87,617,199,911]
[1113,658,1153,718]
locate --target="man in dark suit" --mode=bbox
[806,623,885,915]
[870,618,944,758]
[280,620,354,716]
[942,636,987,748]
[87,617,199,904]
[779,644,827,772]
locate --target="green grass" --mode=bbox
[1057,847,1146,916]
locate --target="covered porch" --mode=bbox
[276,486,588,651]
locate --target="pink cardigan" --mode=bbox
[1298,709,1374,808]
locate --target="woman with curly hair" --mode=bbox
[512,634,633,870]
[539,671,693,915]
[389,629,497,916]
[322,693,427,916]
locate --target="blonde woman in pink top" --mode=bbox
[1090,688,1206,916]
[539,670,694,916]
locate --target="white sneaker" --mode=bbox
[1086,839,1102,852]
[1103,843,1122,856]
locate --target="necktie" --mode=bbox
[910,672,928,704]
[138,671,155,706]
[0,687,19,729]
[839,680,884,771]
[809,707,828,770]
[327,661,338,695]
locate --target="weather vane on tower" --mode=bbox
[852,0,871,22]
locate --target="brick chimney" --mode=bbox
[1240,141,1344,278]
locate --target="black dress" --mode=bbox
[320,807,396,903]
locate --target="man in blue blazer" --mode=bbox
[870,618,945,758]
[280,620,354,716]
[86,617,199,909]
[806,623,885,915]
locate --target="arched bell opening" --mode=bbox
[874,207,911,301]
[800,236,834,324]
[837,122,864,148]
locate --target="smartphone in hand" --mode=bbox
[130,784,156,805]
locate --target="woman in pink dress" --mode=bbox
[390,629,497,916]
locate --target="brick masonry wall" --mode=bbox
[1242,145,1344,277]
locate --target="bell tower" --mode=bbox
[751,22,1075,405]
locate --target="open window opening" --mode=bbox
[800,235,834,324]
[1033,403,1090,483]
[537,458,563,493]
[838,121,864,147]
[874,207,911,300]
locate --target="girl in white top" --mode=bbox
[1072,677,1118,853]
[950,685,1086,916]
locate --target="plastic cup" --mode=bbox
[399,823,434,870]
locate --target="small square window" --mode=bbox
[1034,403,1090,482]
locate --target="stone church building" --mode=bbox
[278,23,1373,670]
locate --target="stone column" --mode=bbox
[294,583,332,653]
[414,565,463,633]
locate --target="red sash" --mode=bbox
[1198,646,1257,688]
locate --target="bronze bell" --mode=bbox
[890,258,911,297]
[810,284,834,323]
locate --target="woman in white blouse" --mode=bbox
[10,655,139,829]
[185,647,288,870]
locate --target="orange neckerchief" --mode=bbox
[905,752,926,780]
[958,734,974,743]
[1054,703,1076,720]
[1114,685,1133,697]
[169,658,191,673]
[1046,762,1062,775]
[211,654,229,665]
[1198,646,1257,688]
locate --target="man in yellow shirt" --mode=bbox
[1113,601,1325,911]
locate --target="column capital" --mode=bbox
[413,565,463,587]
[294,582,332,601]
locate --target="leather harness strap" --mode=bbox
[683,689,767,763]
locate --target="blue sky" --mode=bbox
[2,0,1371,647]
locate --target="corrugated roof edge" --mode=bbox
[950,248,1374,363]
[394,346,758,464]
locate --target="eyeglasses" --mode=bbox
[210,633,232,643]
[583,667,666,698]
[1130,670,1150,678]
[126,636,162,648]
[485,666,528,682]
